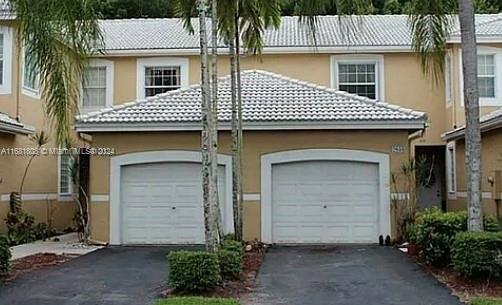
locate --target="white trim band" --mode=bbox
[243,193,261,201]
[91,194,110,202]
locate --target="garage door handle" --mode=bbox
[323,205,327,208]
[172,206,176,210]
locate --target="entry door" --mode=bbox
[271,160,379,243]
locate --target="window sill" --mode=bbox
[22,86,41,99]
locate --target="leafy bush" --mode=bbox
[409,208,467,266]
[472,298,502,305]
[167,251,221,292]
[452,231,502,279]
[220,240,243,256]
[155,297,240,305]
[485,215,502,232]
[218,249,242,280]
[0,234,11,277]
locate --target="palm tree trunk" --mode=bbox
[229,6,242,241]
[235,7,244,241]
[210,0,222,240]
[197,0,218,251]
[459,0,483,231]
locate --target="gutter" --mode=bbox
[0,122,35,135]
[442,115,502,141]
[75,120,427,133]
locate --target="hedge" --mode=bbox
[167,251,221,292]
[220,240,244,256]
[0,234,10,276]
[409,208,501,266]
[452,231,502,279]
[218,249,242,280]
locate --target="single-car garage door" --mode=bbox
[272,160,379,243]
[120,162,225,244]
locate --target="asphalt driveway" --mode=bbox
[243,246,463,305]
[0,246,188,305]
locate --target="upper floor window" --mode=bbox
[0,26,12,95]
[331,55,384,100]
[22,49,40,98]
[144,66,181,97]
[81,59,114,113]
[478,54,495,98]
[137,57,189,100]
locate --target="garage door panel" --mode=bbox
[272,160,379,244]
[120,162,226,244]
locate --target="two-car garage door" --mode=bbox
[271,160,380,244]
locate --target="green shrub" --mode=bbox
[222,234,236,242]
[452,231,502,279]
[218,249,242,279]
[167,251,221,292]
[471,298,502,305]
[155,297,240,305]
[220,240,243,256]
[409,208,467,266]
[0,234,11,277]
[485,215,502,232]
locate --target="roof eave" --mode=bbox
[98,45,414,57]
[0,122,35,135]
[75,120,427,133]
[448,35,502,44]
[442,115,502,141]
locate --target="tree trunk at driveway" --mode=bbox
[458,0,483,231]
[229,5,242,241]
[210,0,223,240]
[197,0,219,251]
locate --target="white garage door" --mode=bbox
[120,162,225,244]
[272,160,379,243]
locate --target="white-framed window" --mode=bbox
[22,47,40,98]
[446,142,456,194]
[0,26,12,95]
[459,47,502,106]
[477,54,495,98]
[58,152,73,196]
[136,57,189,100]
[81,59,114,113]
[445,53,453,105]
[331,55,385,100]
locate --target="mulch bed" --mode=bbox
[410,254,502,302]
[3,253,74,282]
[161,250,266,299]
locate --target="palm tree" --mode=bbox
[409,0,483,231]
[10,0,102,147]
[176,0,281,241]
[196,0,220,251]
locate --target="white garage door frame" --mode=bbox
[109,150,233,245]
[260,149,391,244]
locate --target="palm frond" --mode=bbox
[408,0,457,83]
[11,0,102,147]
[173,0,198,34]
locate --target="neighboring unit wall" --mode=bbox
[87,130,410,242]
[0,25,76,233]
[447,129,502,217]
[103,52,446,145]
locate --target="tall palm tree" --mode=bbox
[196,0,220,251]
[409,0,483,231]
[10,0,102,147]
[176,0,281,241]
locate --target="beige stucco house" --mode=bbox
[2,13,502,244]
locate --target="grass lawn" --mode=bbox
[155,297,239,305]
[472,298,502,305]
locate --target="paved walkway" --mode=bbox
[0,246,183,305]
[242,246,463,305]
